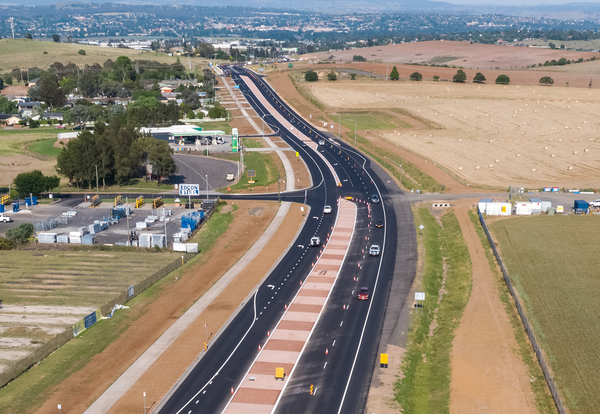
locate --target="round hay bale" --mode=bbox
[574,139,578,142]
[434,113,438,116]
[458,139,462,142]
[495,131,499,134]
[464,116,467,119]
[531,168,537,172]
[558,139,563,142]
[567,166,573,170]
[489,139,494,143]
[489,119,493,122]
[429,134,432,137]
[523,132,526,135]
[418,110,421,112]
[573,151,578,154]
[534,110,537,113]
[516,153,521,157]
[413,134,417,138]
[584,149,589,152]
[475,166,481,170]
[512,115,516,117]
[519,109,522,112]
[476,107,479,109]
[543,106,546,109]
[523,122,526,125]
[565,126,569,129]
[458,166,463,170]
[544,146,549,150]
[525,104,528,107]
[551,154,556,158]
[590,138,594,142]
[495,159,500,163]
[583,121,587,123]
[489,164,494,168]
[577,126,581,130]
[448,114,451,116]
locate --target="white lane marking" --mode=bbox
[332,340,336,346]
[175,290,259,414]
[336,148,389,414]
[340,321,343,326]
[323,362,327,369]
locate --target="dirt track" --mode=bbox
[34,201,306,414]
[450,201,538,414]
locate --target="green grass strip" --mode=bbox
[28,138,62,157]
[394,207,472,413]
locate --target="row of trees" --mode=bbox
[407,70,509,84]
[56,120,177,188]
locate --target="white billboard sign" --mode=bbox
[179,184,200,196]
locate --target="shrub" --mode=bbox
[304,70,318,82]
[433,75,440,81]
[327,70,337,81]
[350,73,357,80]
[78,49,86,55]
[409,72,422,81]
[352,55,366,62]
[539,76,554,85]
[6,223,34,245]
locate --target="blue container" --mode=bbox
[24,197,38,206]
[574,200,589,210]
[0,204,4,213]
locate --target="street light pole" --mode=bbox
[206,174,208,201]
[338,114,341,139]
[345,119,356,146]
[277,168,281,203]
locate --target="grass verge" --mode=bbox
[28,138,61,157]
[214,152,279,191]
[394,207,472,413]
[0,202,237,414]
[328,111,411,130]
[467,210,557,414]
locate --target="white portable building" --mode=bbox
[485,202,512,216]
[541,201,552,213]
[478,198,494,214]
[515,203,532,215]
[529,198,542,214]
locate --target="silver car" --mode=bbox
[369,245,380,256]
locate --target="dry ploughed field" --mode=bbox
[309,81,600,188]
[490,215,600,414]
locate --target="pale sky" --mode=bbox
[443,0,600,4]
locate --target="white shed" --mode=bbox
[515,203,532,215]
[485,202,512,216]
[478,198,494,214]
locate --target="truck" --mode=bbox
[0,213,12,223]
[574,200,589,214]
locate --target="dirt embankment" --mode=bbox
[35,201,306,414]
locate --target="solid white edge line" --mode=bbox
[174,290,259,414]
[268,198,357,414]
[335,147,388,414]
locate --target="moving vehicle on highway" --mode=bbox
[369,245,380,256]
[310,236,321,247]
[324,205,332,214]
[375,220,384,228]
[0,213,12,223]
[371,194,380,203]
[358,287,370,301]
[318,140,325,146]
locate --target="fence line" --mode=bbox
[0,253,195,388]
[478,208,566,414]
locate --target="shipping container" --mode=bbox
[139,234,152,248]
[57,234,69,243]
[485,202,512,216]
[574,200,589,210]
[151,234,166,248]
[515,203,532,215]
[69,236,82,244]
[477,198,494,214]
[82,235,95,245]
[541,201,552,213]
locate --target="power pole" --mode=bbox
[95,165,99,196]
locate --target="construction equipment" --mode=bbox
[136,196,144,209]
[114,195,122,207]
[0,195,10,205]
[153,196,163,209]
[90,195,101,207]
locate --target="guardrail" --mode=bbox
[477,208,566,414]
[0,253,195,388]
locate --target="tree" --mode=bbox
[13,170,60,197]
[3,73,12,85]
[0,76,3,90]
[558,57,567,66]
[208,107,222,118]
[52,34,60,43]
[453,69,467,83]
[327,70,337,81]
[5,223,34,245]
[145,138,178,185]
[304,70,318,81]
[473,72,486,83]
[181,88,200,109]
[196,42,215,58]
[77,71,100,98]
[36,72,66,108]
[389,66,399,81]
[25,33,33,39]
[78,49,86,55]
[495,74,510,84]
[350,73,357,80]
[433,75,440,81]
[539,76,554,85]
[0,96,18,114]
[409,72,422,81]
[352,55,366,62]
[59,77,76,95]
[549,42,556,49]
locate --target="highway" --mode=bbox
[156,65,415,414]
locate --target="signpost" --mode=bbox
[179,184,200,210]
[415,292,425,311]
[231,128,239,153]
[247,170,256,184]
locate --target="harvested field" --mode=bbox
[315,41,599,70]
[309,81,600,188]
[490,215,600,414]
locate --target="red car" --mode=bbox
[358,287,370,301]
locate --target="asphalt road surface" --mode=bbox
[172,153,238,190]
[155,65,415,414]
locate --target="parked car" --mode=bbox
[371,194,380,204]
[369,245,380,256]
[310,236,320,247]
[0,213,12,223]
[55,125,65,129]
[324,205,332,214]
[589,199,600,208]
[226,173,235,181]
[375,220,384,228]
[358,287,370,301]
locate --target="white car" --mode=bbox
[589,199,600,208]
[369,245,380,256]
[310,236,321,247]
[324,205,332,214]
[318,140,325,146]
[0,213,12,223]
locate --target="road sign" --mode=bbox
[248,170,256,178]
[179,184,200,196]
[419,224,424,230]
[415,292,425,301]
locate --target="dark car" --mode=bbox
[375,220,384,228]
[371,194,380,204]
[301,143,307,148]
[358,287,370,301]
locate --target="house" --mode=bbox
[160,86,174,94]
[161,92,178,101]
[0,114,24,126]
[28,78,39,87]
[43,112,64,121]
[18,101,42,117]
[0,85,30,100]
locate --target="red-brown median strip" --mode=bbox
[223,198,357,414]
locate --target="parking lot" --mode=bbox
[0,199,208,246]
